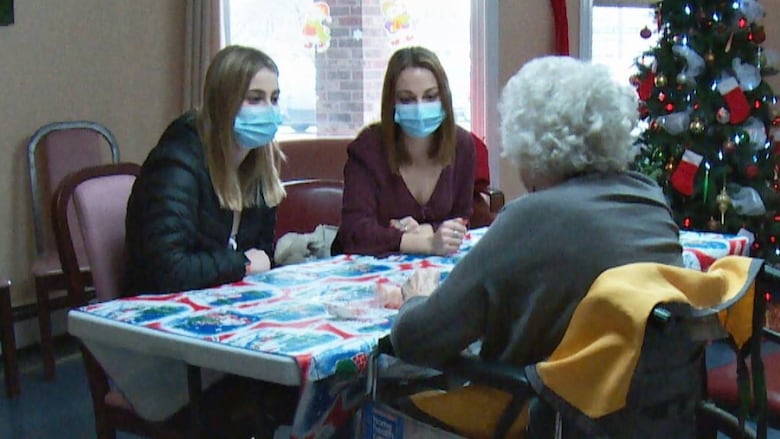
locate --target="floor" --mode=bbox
[0,337,778,438]
[0,336,142,439]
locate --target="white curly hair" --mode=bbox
[499,56,640,187]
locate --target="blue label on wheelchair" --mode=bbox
[364,401,404,438]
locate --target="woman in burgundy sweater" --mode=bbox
[334,46,475,257]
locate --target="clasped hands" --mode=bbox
[390,216,467,256]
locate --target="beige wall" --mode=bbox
[0,0,185,306]
[497,1,574,199]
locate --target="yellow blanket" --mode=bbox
[409,256,762,437]
[537,255,760,418]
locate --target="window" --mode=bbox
[580,0,655,84]
[221,0,484,140]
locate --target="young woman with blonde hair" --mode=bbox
[125,45,286,296]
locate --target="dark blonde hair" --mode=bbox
[197,45,286,210]
[379,46,457,173]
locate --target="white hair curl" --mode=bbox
[499,56,640,184]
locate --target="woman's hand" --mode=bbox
[401,267,441,299]
[432,218,467,256]
[244,248,271,275]
[390,216,420,233]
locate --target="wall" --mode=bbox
[0,0,185,343]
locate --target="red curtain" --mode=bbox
[551,0,569,55]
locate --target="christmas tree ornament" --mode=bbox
[743,117,768,150]
[716,187,732,223]
[730,184,766,215]
[656,111,690,134]
[705,50,715,64]
[723,138,737,152]
[654,74,667,87]
[637,71,655,101]
[732,57,761,91]
[717,76,750,123]
[665,158,675,172]
[707,216,721,231]
[672,45,705,80]
[640,26,652,39]
[689,118,705,134]
[676,72,688,84]
[716,107,731,123]
[670,149,703,196]
[754,25,766,43]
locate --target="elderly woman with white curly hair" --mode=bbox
[389,56,684,433]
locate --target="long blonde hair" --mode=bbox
[380,46,457,173]
[197,45,286,210]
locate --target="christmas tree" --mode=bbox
[632,0,780,265]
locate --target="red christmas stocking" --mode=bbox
[717,76,750,124]
[637,71,655,101]
[670,149,703,196]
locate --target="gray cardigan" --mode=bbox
[390,171,683,368]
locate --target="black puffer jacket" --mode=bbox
[124,112,276,296]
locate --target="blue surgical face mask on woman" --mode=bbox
[394,101,446,138]
[233,105,282,149]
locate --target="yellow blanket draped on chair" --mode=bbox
[409,256,761,439]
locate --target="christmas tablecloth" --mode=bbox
[68,227,748,438]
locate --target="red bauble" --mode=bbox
[754,26,767,44]
[745,164,760,178]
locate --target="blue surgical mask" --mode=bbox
[394,101,446,138]
[233,105,282,149]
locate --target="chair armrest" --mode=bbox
[444,353,533,439]
[479,186,505,214]
[443,354,531,397]
[697,401,757,438]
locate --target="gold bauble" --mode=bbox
[716,187,732,223]
[707,216,721,231]
[689,119,705,134]
[665,158,675,172]
[705,51,715,64]
[654,74,667,87]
